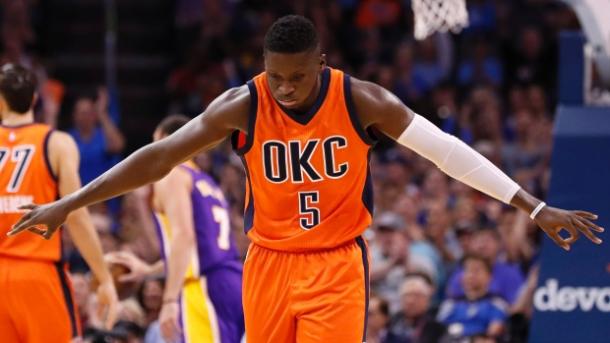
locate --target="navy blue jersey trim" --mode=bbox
[355,236,370,342]
[240,156,255,233]
[43,129,59,182]
[233,81,258,155]
[55,262,79,337]
[362,149,374,215]
[276,67,330,126]
[343,74,377,146]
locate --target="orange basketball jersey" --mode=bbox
[0,123,60,261]
[233,67,376,251]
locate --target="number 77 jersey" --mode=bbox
[0,124,61,261]
[232,67,376,252]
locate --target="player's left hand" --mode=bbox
[534,207,604,251]
[96,280,119,330]
[159,302,182,343]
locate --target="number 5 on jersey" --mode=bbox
[299,191,320,230]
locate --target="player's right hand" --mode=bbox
[96,279,119,330]
[7,202,69,240]
[159,302,182,343]
[105,251,151,283]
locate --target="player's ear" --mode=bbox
[319,53,327,71]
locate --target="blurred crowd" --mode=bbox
[1,0,584,342]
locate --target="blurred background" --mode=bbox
[1,0,606,342]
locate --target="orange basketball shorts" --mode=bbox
[0,256,80,343]
[243,236,370,343]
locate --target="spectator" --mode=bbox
[119,188,161,262]
[70,272,93,329]
[502,108,546,179]
[464,0,497,34]
[446,228,525,304]
[413,34,453,93]
[507,265,540,343]
[434,82,474,144]
[69,88,125,186]
[458,37,503,87]
[393,195,445,288]
[497,210,536,265]
[113,319,147,343]
[64,211,118,273]
[388,273,447,343]
[366,294,399,343]
[423,199,462,265]
[140,278,165,343]
[504,26,555,89]
[145,320,165,343]
[370,211,441,312]
[137,277,164,328]
[438,255,508,339]
[370,212,411,311]
[393,42,427,104]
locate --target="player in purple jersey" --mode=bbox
[110,115,244,343]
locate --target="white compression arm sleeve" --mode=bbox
[397,114,521,204]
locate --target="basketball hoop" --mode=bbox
[411,0,469,40]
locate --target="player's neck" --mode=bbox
[1,110,34,126]
[294,74,322,114]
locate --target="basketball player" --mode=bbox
[0,64,118,342]
[108,114,244,343]
[9,16,604,343]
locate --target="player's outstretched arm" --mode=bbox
[8,86,250,239]
[350,78,604,251]
[48,131,119,329]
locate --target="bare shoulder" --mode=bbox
[204,84,251,133]
[153,165,191,207]
[48,130,76,147]
[214,84,250,107]
[348,76,413,138]
[349,76,405,127]
[350,77,391,104]
[165,166,191,186]
[43,130,79,177]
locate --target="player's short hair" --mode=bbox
[156,114,190,136]
[264,15,319,53]
[462,254,493,274]
[0,64,37,114]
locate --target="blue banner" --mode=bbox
[529,107,610,343]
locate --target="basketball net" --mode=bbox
[412,0,469,40]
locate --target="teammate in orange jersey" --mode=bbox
[0,64,118,342]
[9,16,604,343]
